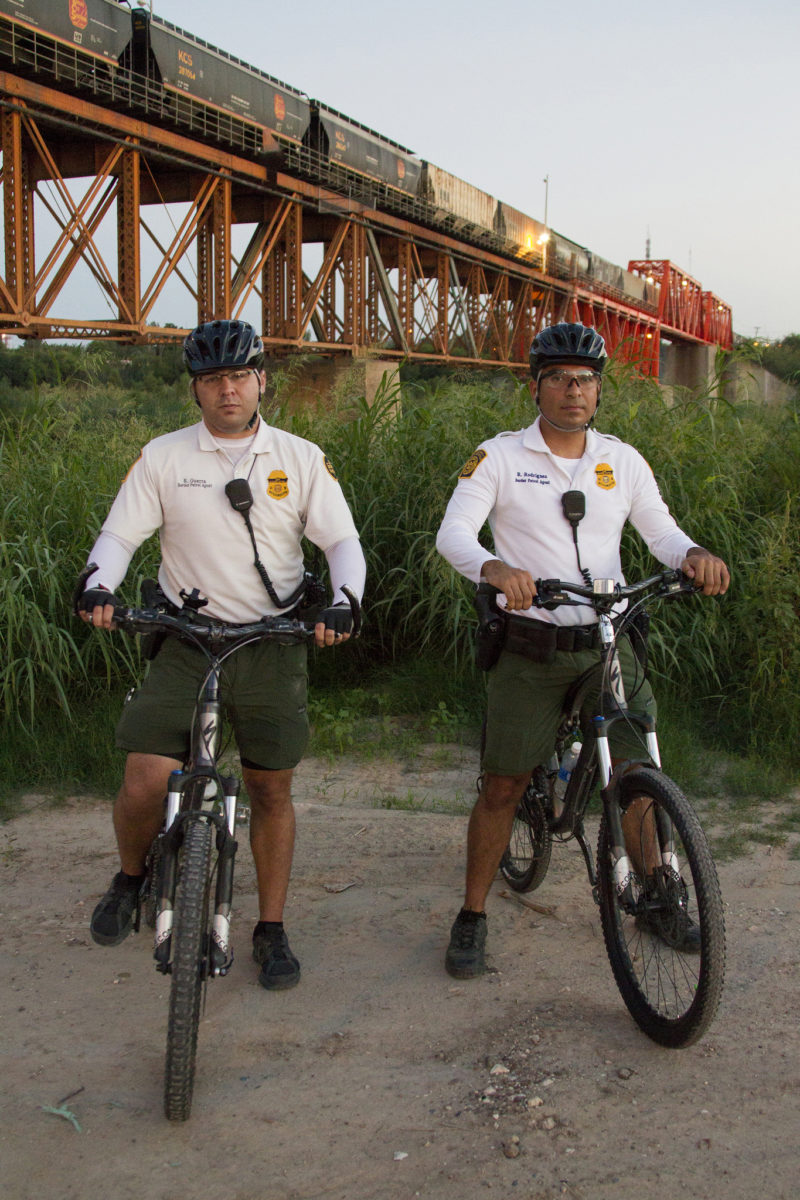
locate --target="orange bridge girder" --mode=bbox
[0,72,728,376]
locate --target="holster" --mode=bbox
[140,578,176,661]
[474,583,506,671]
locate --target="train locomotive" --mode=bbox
[0,0,655,309]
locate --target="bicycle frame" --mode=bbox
[500,570,693,896]
[153,647,242,978]
[493,570,725,1047]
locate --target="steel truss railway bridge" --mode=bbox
[0,68,733,385]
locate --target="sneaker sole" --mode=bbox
[257,967,301,991]
[445,958,485,979]
[90,924,135,947]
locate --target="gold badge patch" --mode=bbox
[323,455,338,480]
[267,469,289,500]
[459,448,487,479]
[595,462,616,490]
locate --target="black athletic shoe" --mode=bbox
[90,871,145,946]
[445,909,487,979]
[635,906,701,954]
[253,924,301,990]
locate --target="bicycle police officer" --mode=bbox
[77,319,366,991]
[435,321,729,979]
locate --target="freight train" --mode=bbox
[0,0,655,308]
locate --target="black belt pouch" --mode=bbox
[503,617,557,665]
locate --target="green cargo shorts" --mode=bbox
[482,634,656,776]
[116,635,309,770]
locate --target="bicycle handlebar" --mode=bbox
[111,605,317,645]
[476,568,697,618]
[531,569,697,611]
[74,563,362,641]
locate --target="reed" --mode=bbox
[1,351,799,790]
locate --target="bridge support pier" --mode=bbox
[659,342,718,392]
[265,354,401,411]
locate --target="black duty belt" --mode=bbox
[504,614,600,664]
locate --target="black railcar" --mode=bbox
[0,0,131,62]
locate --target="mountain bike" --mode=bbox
[100,586,360,1121]
[478,569,725,1048]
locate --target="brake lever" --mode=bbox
[341,585,362,638]
[533,579,583,610]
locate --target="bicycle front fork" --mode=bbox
[153,770,241,976]
[595,725,675,906]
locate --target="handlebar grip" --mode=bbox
[72,562,100,616]
[341,586,362,638]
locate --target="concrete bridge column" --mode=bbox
[265,354,401,411]
[659,342,718,391]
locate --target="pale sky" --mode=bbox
[156,0,797,341]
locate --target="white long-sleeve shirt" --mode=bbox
[436,416,695,627]
[88,418,364,623]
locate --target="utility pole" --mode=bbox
[543,175,549,227]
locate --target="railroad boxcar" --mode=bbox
[494,202,548,263]
[0,0,131,62]
[301,102,421,198]
[420,163,497,239]
[143,12,310,146]
[549,229,591,277]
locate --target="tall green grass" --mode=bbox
[1,356,799,794]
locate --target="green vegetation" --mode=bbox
[737,333,800,385]
[1,342,799,816]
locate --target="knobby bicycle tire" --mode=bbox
[499,770,553,893]
[163,816,213,1121]
[142,833,164,930]
[596,767,725,1048]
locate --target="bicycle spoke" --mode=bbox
[597,767,725,1047]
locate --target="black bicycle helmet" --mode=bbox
[529,322,606,377]
[183,319,264,376]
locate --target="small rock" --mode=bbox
[490,1063,510,1076]
[393,1151,408,1161]
[527,1096,544,1108]
[542,1117,556,1131]
[617,1067,634,1080]
[502,1141,521,1159]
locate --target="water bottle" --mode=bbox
[552,741,581,818]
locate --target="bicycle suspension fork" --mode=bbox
[592,611,668,903]
[152,666,242,976]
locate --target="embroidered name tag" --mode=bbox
[515,471,551,485]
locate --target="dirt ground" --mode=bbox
[1,747,798,1200]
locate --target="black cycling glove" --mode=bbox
[319,602,354,636]
[77,587,120,615]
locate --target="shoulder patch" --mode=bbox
[458,448,487,479]
[323,455,338,480]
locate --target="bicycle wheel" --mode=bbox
[499,769,553,893]
[163,817,213,1121]
[596,767,725,1048]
